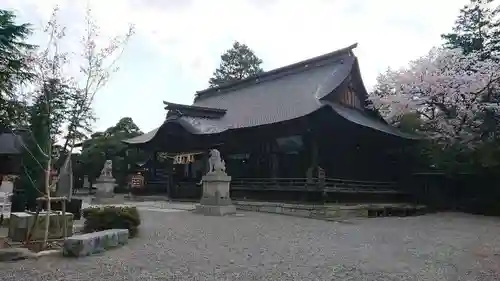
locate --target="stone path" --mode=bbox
[1,210,500,280]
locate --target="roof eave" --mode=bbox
[325,101,422,140]
[121,116,212,146]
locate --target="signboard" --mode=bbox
[317,167,325,179]
[157,151,203,164]
[173,154,195,165]
[131,174,145,189]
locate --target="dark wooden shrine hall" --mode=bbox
[123,43,420,202]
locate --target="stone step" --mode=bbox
[234,202,429,220]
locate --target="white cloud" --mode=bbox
[4,0,471,132]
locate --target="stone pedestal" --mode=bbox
[195,172,236,216]
[0,180,13,194]
[92,175,118,204]
[8,212,74,242]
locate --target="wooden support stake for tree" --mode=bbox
[35,196,68,248]
[43,155,52,250]
[61,197,67,239]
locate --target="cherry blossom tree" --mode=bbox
[369,47,500,147]
[14,7,133,249]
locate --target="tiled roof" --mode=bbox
[124,44,418,145]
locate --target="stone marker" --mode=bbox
[63,228,129,257]
[56,158,73,199]
[195,149,236,216]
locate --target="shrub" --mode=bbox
[82,206,141,237]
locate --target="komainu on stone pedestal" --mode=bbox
[195,149,236,216]
[93,160,120,204]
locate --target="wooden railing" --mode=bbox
[231,178,401,194]
[323,178,398,193]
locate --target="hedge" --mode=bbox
[82,206,141,238]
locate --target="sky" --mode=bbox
[3,0,472,133]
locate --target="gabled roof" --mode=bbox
[124,44,418,145]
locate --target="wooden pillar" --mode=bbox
[311,137,319,169]
[270,153,279,178]
[264,141,272,178]
[202,149,209,175]
[305,131,319,182]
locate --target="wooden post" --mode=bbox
[306,132,319,184]
[62,197,67,239]
[43,155,52,249]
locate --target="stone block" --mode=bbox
[325,209,340,218]
[63,229,129,257]
[0,248,37,261]
[357,209,369,217]
[294,208,311,217]
[91,194,125,205]
[260,206,276,213]
[282,207,295,216]
[8,212,74,242]
[194,205,236,216]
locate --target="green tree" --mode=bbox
[78,117,145,189]
[439,0,500,174]
[208,41,264,88]
[441,0,500,58]
[104,117,141,137]
[0,10,36,129]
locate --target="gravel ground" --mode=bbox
[0,210,500,280]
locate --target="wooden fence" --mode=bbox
[231,178,401,194]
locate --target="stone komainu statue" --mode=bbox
[208,149,226,174]
[101,160,113,177]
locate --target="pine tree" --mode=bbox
[441,0,500,59]
[208,41,264,88]
[0,10,36,128]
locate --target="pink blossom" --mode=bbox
[369,48,500,146]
